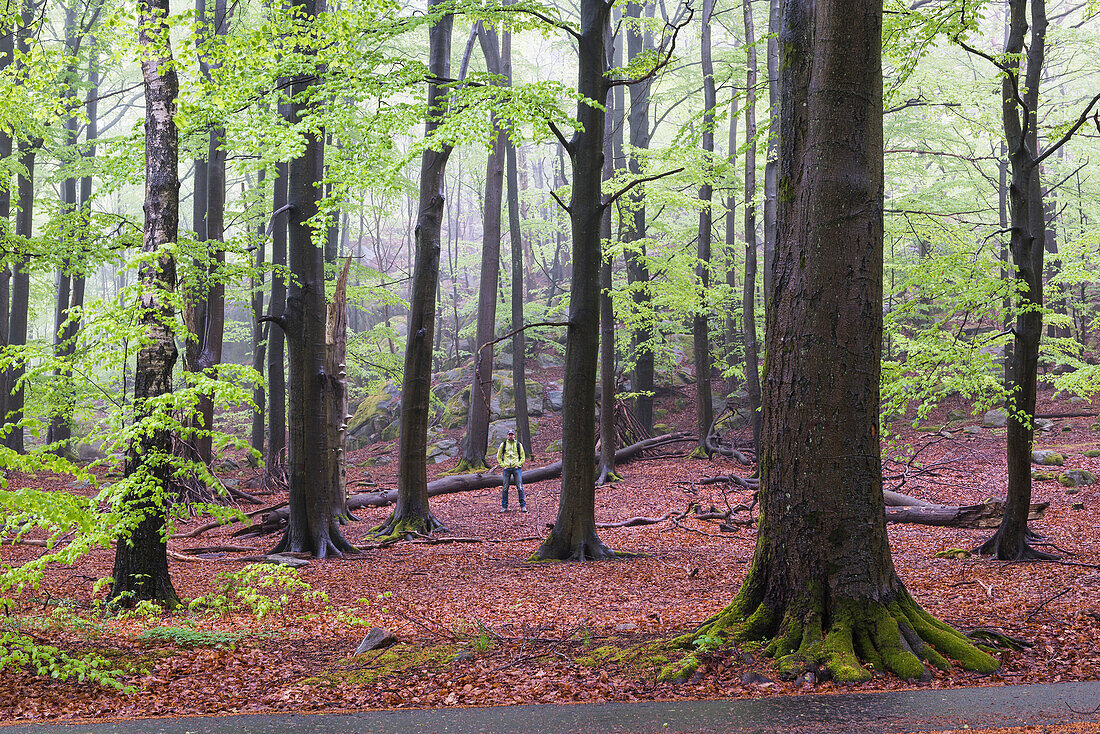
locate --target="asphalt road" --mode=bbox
[3,681,1098,734]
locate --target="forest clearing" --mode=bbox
[1,376,1098,723]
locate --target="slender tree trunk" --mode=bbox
[673,0,997,685]
[373,2,456,539]
[978,0,1054,561]
[0,17,10,431]
[622,0,654,435]
[723,89,739,396]
[761,0,780,303]
[597,14,619,485]
[5,138,34,454]
[741,0,762,458]
[503,18,532,456]
[111,0,182,608]
[458,22,506,471]
[535,0,615,561]
[265,158,289,476]
[691,0,716,455]
[250,170,268,462]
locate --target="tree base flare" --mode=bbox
[975,528,1058,561]
[443,459,490,476]
[369,512,447,545]
[660,587,999,684]
[271,521,359,559]
[530,530,625,562]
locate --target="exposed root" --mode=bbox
[596,466,622,485]
[270,522,359,559]
[659,586,999,684]
[442,458,490,476]
[368,513,448,545]
[975,528,1059,560]
[530,531,623,562]
[687,445,712,460]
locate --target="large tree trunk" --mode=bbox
[978,0,1053,561]
[691,0,716,455]
[458,22,506,472]
[503,17,532,456]
[271,0,356,558]
[622,0,654,435]
[670,0,998,684]
[597,19,620,486]
[534,0,614,561]
[741,0,761,458]
[373,2,455,540]
[110,0,182,608]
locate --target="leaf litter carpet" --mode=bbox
[1,391,1099,725]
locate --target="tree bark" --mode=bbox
[534,0,615,561]
[761,0,780,303]
[5,138,34,454]
[0,17,10,432]
[111,0,182,608]
[597,17,620,486]
[741,0,762,458]
[670,0,998,684]
[373,2,455,540]
[250,169,267,462]
[265,157,289,477]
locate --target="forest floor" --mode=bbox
[1,381,1099,727]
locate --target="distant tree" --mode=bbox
[0,14,13,436]
[457,21,506,473]
[691,0,715,456]
[668,0,999,683]
[740,0,761,457]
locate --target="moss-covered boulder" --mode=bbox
[1058,469,1095,488]
[1031,450,1064,466]
[348,383,401,447]
[1082,449,1100,458]
[983,409,1008,428]
[426,439,460,464]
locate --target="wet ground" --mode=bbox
[3,681,1098,734]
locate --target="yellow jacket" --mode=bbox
[496,438,525,469]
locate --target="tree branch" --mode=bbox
[1033,91,1100,167]
[602,167,683,210]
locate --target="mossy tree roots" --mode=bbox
[663,582,999,684]
[370,511,447,543]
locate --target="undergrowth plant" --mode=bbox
[188,564,328,619]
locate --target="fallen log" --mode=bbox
[886,500,1048,528]
[237,432,693,536]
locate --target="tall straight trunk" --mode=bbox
[250,169,268,461]
[741,0,761,458]
[5,139,34,454]
[761,0,780,303]
[270,0,356,558]
[0,16,10,431]
[999,143,1012,391]
[373,1,455,539]
[622,0,654,434]
[596,13,619,485]
[1043,168,1068,339]
[458,22,506,471]
[723,90,739,393]
[534,0,614,561]
[266,157,289,473]
[111,0,182,608]
[675,0,997,685]
[979,0,1054,561]
[692,0,716,454]
[187,0,228,466]
[503,18,531,456]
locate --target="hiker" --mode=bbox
[496,429,527,512]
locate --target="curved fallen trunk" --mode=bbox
[886,499,1049,528]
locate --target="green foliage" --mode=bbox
[138,625,265,649]
[187,564,327,619]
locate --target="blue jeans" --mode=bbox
[502,467,525,509]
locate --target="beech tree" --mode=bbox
[667,0,999,682]
[110,0,183,607]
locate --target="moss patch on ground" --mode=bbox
[300,642,459,687]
